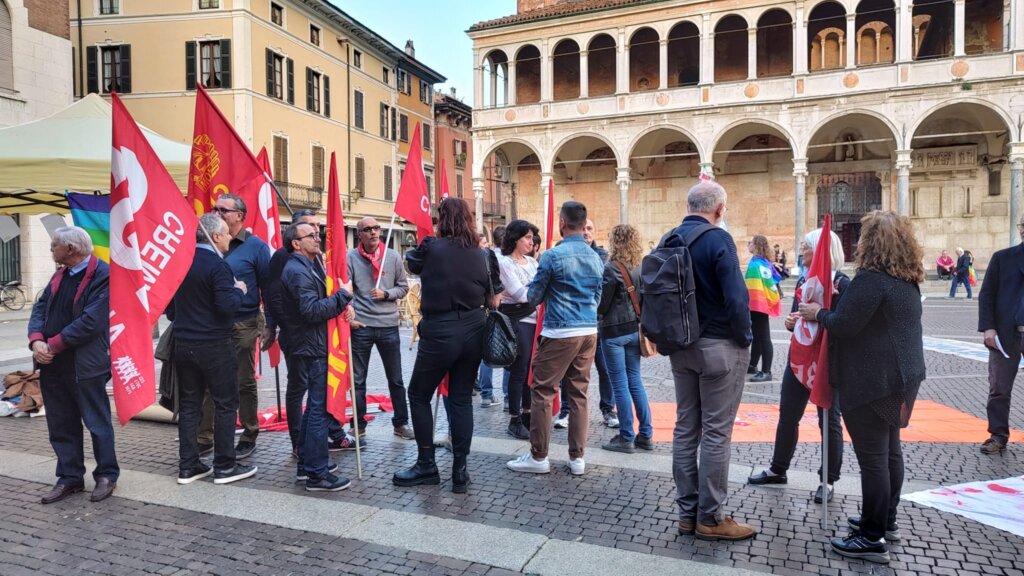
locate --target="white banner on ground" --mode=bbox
[903,475,1024,537]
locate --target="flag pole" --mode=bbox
[431,390,440,440]
[375,213,398,288]
[274,366,283,422]
[347,351,362,480]
[822,409,829,530]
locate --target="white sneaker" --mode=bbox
[507,453,551,474]
[567,457,585,476]
[553,414,569,429]
[603,412,620,428]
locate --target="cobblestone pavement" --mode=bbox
[0,297,1022,575]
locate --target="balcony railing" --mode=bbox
[483,200,504,216]
[275,181,323,210]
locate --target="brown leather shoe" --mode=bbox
[695,516,758,541]
[677,519,696,535]
[393,425,415,440]
[41,483,84,504]
[90,478,117,502]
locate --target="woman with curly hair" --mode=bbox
[746,235,782,382]
[597,224,653,453]
[797,210,925,564]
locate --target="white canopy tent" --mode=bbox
[0,94,191,214]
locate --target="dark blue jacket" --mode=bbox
[979,243,1024,349]
[225,229,272,323]
[663,215,751,347]
[166,246,243,341]
[28,256,110,380]
[279,253,352,357]
[955,253,971,279]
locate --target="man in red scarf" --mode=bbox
[343,217,412,440]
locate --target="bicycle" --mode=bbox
[0,281,27,311]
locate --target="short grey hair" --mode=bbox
[52,226,93,256]
[219,193,246,215]
[196,213,226,244]
[687,181,727,214]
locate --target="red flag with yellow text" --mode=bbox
[109,93,197,424]
[188,84,268,225]
[325,152,352,423]
[393,122,434,243]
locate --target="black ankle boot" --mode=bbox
[452,454,470,494]
[520,410,531,430]
[507,416,529,440]
[393,446,440,487]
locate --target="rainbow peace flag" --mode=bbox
[746,257,782,317]
[67,192,110,262]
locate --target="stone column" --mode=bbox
[896,149,913,216]
[622,45,631,93]
[1010,150,1024,245]
[954,0,966,56]
[748,27,758,79]
[541,40,553,102]
[794,5,808,74]
[489,65,498,108]
[845,13,857,68]
[699,161,714,178]
[895,0,912,62]
[701,14,714,84]
[580,50,589,98]
[659,39,668,89]
[616,28,628,94]
[1013,0,1024,51]
[793,158,808,258]
[473,51,484,109]
[507,60,517,106]
[505,183,515,222]
[473,177,485,234]
[540,172,553,233]
[616,167,631,224]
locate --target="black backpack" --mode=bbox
[639,223,716,355]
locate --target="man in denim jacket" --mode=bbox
[507,201,604,476]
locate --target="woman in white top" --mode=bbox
[497,219,540,439]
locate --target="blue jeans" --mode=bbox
[39,366,119,485]
[601,332,652,442]
[296,356,330,478]
[477,362,508,400]
[949,275,972,298]
[285,354,344,450]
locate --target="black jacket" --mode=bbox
[955,253,971,279]
[816,270,925,414]
[265,246,290,333]
[978,243,1024,349]
[166,247,243,341]
[663,215,751,346]
[598,261,640,339]
[28,256,110,380]
[406,238,502,315]
[280,253,352,357]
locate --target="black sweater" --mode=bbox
[167,247,243,341]
[406,237,503,315]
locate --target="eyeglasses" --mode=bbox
[360,225,381,233]
[213,206,241,215]
[296,233,318,242]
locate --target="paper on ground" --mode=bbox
[903,475,1024,537]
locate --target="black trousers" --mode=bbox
[175,338,238,471]
[769,364,844,483]
[844,403,904,541]
[986,343,1020,444]
[408,309,486,457]
[351,325,409,429]
[506,319,536,417]
[749,311,773,372]
[39,365,119,485]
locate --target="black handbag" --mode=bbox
[482,252,518,368]
[499,302,537,322]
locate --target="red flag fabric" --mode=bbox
[437,158,450,201]
[790,214,834,408]
[255,146,283,368]
[325,152,352,424]
[527,179,557,413]
[393,122,434,243]
[187,85,268,225]
[109,93,197,424]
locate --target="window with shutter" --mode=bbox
[354,91,363,129]
[100,0,119,15]
[353,50,362,68]
[423,125,431,150]
[311,72,320,113]
[273,135,289,183]
[379,103,387,138]
[185,42,197,90]
[199,41,222,88]
[268,52,284,99]
[286,58,294,104]
[0,1,12,91]
[354,157,365,194]
[456,172,464,198]
[219,39,231,88]
[312,146,325,189]
[384,165,392,200]
[399,114,408,142]
[86,46,98,94]
[309,25,320,46]
[270,3,284,26]
[199,0,219,8]
[391,107,397,141]
[323,75,330,118]
[100,46,120,93]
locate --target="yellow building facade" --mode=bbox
[69,0,444,245]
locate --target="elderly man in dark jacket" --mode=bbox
[281,222,354,491]
[978,220,1024,454]
[28,226,118,504]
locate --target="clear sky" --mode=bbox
[330,1,517,109]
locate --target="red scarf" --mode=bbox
[358,242,385,282]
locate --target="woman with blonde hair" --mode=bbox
[797,211,925,564]
[746,235,782,382]
[749,227,847,505]
[597,224,653,453]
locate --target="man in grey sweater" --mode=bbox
[345,217,413,439]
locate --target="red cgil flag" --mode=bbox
[790,214,833,408]
[187,84,269,226]
[393,122,434,243]
[109,92,197,424]
[325,152,352,424]
[255,146,283,369]
[527,179,557,413]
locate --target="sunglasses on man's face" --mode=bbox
[213,206,241,214]
[360,225,381,233]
